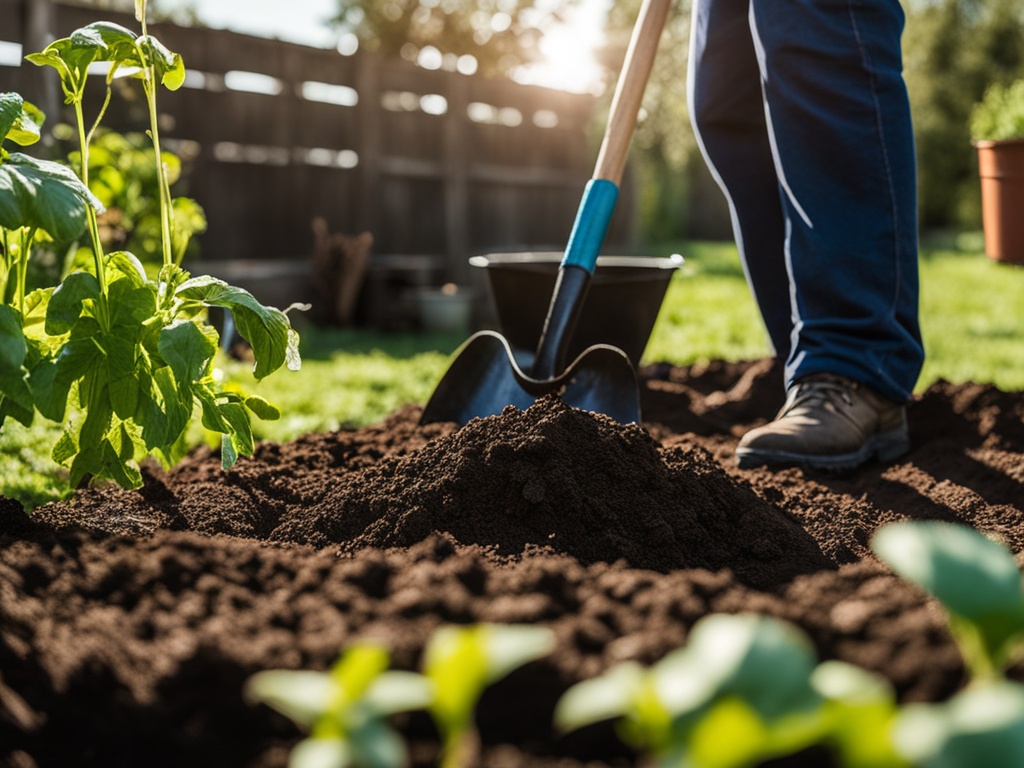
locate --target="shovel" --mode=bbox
[420,0,671,427]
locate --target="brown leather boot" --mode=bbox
[735,373,909,469]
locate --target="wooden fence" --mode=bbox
[0,0,635,304]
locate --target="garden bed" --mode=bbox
[2,358,1022,767]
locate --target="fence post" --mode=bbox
[442,69,470,285]
[355,53,381,242]
[22,0,61,134]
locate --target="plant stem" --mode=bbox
[440,730,479,768]
[15,228,36,315]
[145,80,175,268]
[73,100,110,330]
[0,229,11,304]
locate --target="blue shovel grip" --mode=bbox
[561,179,620,274]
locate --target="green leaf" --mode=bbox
[872,521,1024,674]
[109,280,157,331]
[425,624,553,738]
[176,275,300,379]
[0,153,103,241]
[363,672,433,717]
[811,662,908,768]
[894,681,1024,767]
[0,305,28,373]
[107,250,149,288]
[290,738,353,768]
[137,35,186,90]
[0,93,44,148]
[109,373,140,420]
[245,669,336,728]
[137,365,190,449]
[99,428,143,489]
[654,614,821,724]
[74,22,139,66]
[158,319,216,386]
[220,400,254,462]
[22,288,52,332]
[0,395,34,429]
[424,625,490,735]
[46,272,101,335]
[29,337,102,421]
[555,662,645,733]
[331,644,391,705]
[872,522,1024,620]
[685,696,771,768]
[0,92,24,144]
[52,431,77,465]
[26,34,107,96]
[245,394,281,421]
[348,717,408,768]
[171,196,207,259]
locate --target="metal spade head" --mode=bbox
[419,330,641,426]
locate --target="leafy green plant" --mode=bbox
[245,624,554,768]
[423,623,555,768]
[245,643,433,768]
[555,613,906,768]
[871,520,1024,680]
[970,79,1024,142]
[894,679,1024,767]
[0,0,301,489]
[69,128,207,270]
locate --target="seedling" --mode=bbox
[423,623,555,768]
[894,679,1024,767]
[811,661,908,768]
[0,0,301,487]
[245,643,433,768]
[556,613,907,768]
[872,521,1024,679]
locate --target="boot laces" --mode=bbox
[787,375,855,413]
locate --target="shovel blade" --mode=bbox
[420,330,641,426]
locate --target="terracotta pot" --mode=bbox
[975,138,1024,264]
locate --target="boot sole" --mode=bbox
[735,424,910,471]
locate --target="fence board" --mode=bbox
[0,1,634,287]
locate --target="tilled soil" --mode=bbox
[2,358,1022,767]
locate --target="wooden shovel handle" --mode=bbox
[593,0,671,186]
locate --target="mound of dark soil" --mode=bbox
[2,358,1023,767]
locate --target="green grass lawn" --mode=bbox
[2,238,1021,510]
[647,239,1024,394]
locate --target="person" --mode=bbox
[687,0,924,470]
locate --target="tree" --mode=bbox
[331,0,583,77]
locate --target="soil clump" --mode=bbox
[2,358,1022,767]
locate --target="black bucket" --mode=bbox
[470,251,684,368]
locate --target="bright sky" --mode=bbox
[156,0,610,93]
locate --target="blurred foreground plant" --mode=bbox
[555,613,907,768]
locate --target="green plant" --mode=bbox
[871,521,1024,680]
[894,680,1024,767]
[555,613,906,768]
[245,624,554,768]
[970,79,1024,142]
[423,623,555,768]
[245,643,433,768]
[69,128,207,270]
[0,0,300,489]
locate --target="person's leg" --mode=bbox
[688,0,793,361]
[748,0,923,403]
